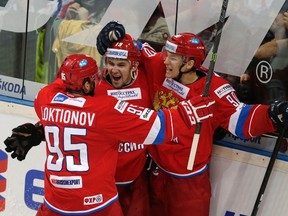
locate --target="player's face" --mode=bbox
[106,58,132,89]
[163,52,183,79]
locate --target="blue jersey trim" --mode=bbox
[44,195,119,215]
[153,110,166,144]
[235,105,252,139]
[0,150,8,161]
[159,164,208,178]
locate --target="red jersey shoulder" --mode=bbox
[86,94,119,111]
[209,73,235,100]
[35,79,64,105]
[185,72,234,100]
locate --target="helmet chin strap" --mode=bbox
[174,63,194,83]
[123,61,138,87]
[123,68,138,87]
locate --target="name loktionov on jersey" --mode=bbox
[41,107,95,127]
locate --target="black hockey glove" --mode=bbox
[96,21,126,55]
[268,101,288,127]
[4,123,44,161]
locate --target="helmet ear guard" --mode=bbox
[59,54,98,91]
[164,33,206,68]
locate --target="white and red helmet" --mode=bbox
[59,54,98,91]
[106,34,141,63]
[164,33,206,68]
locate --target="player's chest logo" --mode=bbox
[153,90,179,111]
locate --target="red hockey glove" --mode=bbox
[268,101,288,126]
[3,123,44,161]
[96,21,126,55]
[178,96,215,128]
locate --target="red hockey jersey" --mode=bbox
[141,43,276,176]
[95,69,153,184]
[33,78,184,215]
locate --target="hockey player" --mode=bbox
[96,34,152,216]
[3,54,215,215]
[4,35,151,215]
[96,21,288,216]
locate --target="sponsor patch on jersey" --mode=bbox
[107,88,142,101]
[163,78,189,99]
[50,175,82,189]
[140,108,153,121]
[84,194,103,205]
[115,100,129,113]
[214,83,234,98]
[51,92,86,107]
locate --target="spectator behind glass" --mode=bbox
[240,3,288,105]
[52,0,113,70]
[138,3,170,51]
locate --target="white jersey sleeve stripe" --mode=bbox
[143,110,166,144]
[229,103,253,139]
[228,105,242,136]
[247,104,261,137]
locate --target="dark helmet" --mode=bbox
[59,54,98,91]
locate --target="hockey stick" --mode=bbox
[251,124,288,216]
[187,0,229,170]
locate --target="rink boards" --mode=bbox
[0,101,288,216]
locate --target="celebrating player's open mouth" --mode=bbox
[105,56,138,89]
[165,67,175,78]
[111,73,122,83]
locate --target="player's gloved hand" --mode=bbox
[268,101,288,126]
[3,123,44,161]
[96,21,126,55]
[178,96,215,128]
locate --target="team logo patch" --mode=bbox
[50,175,82,189]
[51,92,86,107]
[79,59,88,68]
[107,88,142,101]
[84,194,103,205]
[214,84,234,98]
[191,37,200,44]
